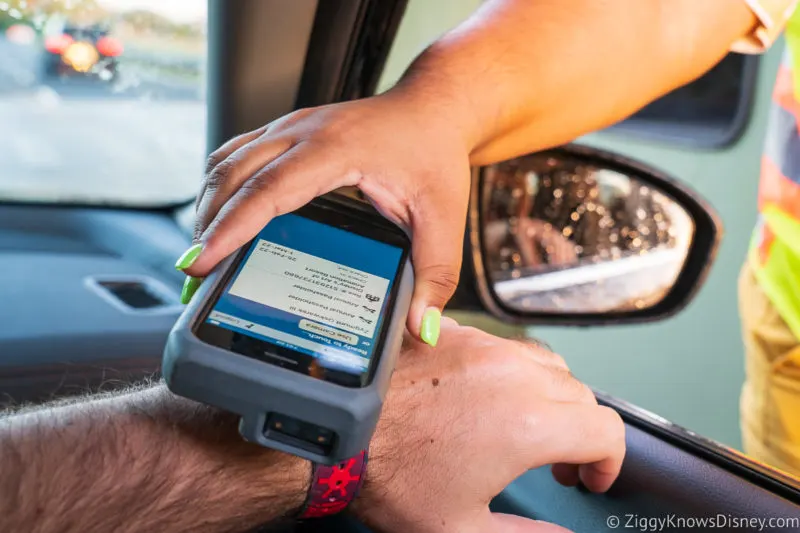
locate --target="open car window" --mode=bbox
[376,0,800,484]
[0,0,207,206]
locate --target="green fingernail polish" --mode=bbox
[175,243,203,271]
[181,276,203,304]
[420,308,442,347]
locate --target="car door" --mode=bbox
[1,1,799,533]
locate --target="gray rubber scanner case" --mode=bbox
[162,243,413,465]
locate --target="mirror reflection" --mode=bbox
[481,154,695,314]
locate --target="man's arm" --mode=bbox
[1,384,309,533]
[0,320,626,533]
[395,0,759,166]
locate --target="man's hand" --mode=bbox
[355,318,625,533]
[0,320,623,533]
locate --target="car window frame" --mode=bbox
[604,54,760,150]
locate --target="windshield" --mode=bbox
[0,0,207,206]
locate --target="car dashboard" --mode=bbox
[0,204,190,405]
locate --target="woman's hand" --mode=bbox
[175,90,475,345]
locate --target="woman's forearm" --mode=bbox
[392,0,757,165]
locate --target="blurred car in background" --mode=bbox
[42,23,123,81]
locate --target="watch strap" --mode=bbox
[298,450,368,519]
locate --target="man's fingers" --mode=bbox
[512,338,568,371]
[488,513,573,533]
[194,137,294,241]
[577,459,622,494]
[551,463,580,487]
[440,316,460,329]
[520,404,625,493]
[553,458,622,495]
[504,341,596,405]
[406,201,467,346]
[184,144,360,277]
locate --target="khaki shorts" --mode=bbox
[739,261,800,477]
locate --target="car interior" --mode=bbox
[2,1,800,532]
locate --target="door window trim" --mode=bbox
[605,54,760,150]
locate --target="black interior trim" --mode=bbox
[489,419,800,533]
[597,393,800,501]
[206,0,319,152]
[338,0,407,100]
[294,0,367,107]
[296,0,408,107]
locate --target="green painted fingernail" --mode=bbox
[420,308,442,347]
[175,243,203,271]
[181,276,203,304]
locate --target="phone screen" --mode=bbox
[196,210,406,388]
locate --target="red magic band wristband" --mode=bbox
[299,450,368,519]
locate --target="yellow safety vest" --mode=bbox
[750,7,800,340]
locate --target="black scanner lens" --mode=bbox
[265,413,336,456]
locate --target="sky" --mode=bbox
[97,0,206,23]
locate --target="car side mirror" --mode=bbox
[468,144,722,325]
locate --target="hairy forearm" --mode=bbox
[0,384,310,533]
[392,0,757,164]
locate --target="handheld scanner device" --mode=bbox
[163,195,413,464]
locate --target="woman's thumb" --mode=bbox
[406,214,464,346]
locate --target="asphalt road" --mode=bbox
[0,37,205,206]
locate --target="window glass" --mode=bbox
[0,0,206,205]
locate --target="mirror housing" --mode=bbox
[467,144,722,326]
